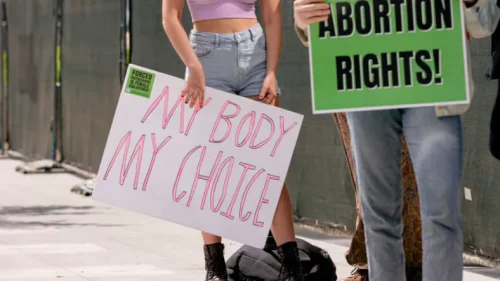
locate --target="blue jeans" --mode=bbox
[186,24,281,96]
[347,107,463,281]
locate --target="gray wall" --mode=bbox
[462,38,500,258]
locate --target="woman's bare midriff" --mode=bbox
[193,18,259,34]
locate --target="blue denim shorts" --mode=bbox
[186,24,281,97]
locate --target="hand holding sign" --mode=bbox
[183,63,206,108]
[294,0,331,31]
[259,73,278,104]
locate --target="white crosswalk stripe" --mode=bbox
[0,243,106,255]
[0,228,59,235]
[0,264,174,279]
[463,271,499,281]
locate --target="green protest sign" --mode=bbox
[309,0,470,114]
[125,67,156,99]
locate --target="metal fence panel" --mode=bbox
[6,0,55,159]
[0,1,7,152]
[61,0,121,171]
[131,0,191,77]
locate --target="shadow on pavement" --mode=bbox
[0,205,95,216]
[0,205,124,228]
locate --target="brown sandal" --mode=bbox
[344,267,369,281]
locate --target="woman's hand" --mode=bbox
[294,0,331,31]
[182,63,205,108]
[163,0,205,108]
[259,73,278,105]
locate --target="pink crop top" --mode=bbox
[186,0,257,22]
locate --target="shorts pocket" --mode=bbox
[191,43,214,59]
[256,35,267,51]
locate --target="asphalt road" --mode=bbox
[0,159,497,281]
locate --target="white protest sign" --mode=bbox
[93,64,303,248]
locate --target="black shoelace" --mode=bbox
[205,255,227,280]
[279,262,302,280]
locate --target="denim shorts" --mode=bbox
[186,24,281,97]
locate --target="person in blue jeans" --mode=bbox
[293,0,500,280]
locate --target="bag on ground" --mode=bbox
[226,232,337,281]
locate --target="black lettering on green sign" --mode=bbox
[125,68,156,98]
[374,0,391,34]
[382,52,401,87]
[355,1,372,35]
[319,0,453,39]
[336,49,442,91]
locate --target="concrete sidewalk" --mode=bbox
[0,159,497,281]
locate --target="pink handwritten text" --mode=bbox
[172,145,279,227]
[103,131,172,191]
[141,86,212,136]
[209,100,298,157]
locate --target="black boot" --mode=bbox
[204,243,228,281]
[278,241,305,281]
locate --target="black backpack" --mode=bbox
[226,232,337,281]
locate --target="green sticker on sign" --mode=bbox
[309,0,469,114]
[125,67,156,98]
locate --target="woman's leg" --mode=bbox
[201,233,221,245]
[272,185,303,281]
[247,95,296,245]
[270,185,296,245]
[203,239,227,281]
[333,113,423,281]
[201,232,225,281]
[402,108,463,281]
[247,94,303,281]
[186,29,236,281]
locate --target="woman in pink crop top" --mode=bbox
[162,1,305,281]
